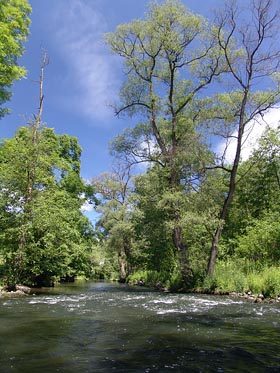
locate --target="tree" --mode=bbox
[221,126,280,263]
[106,0,223,284]
[0,0,31,118]
[0,53,95,288]
[0,126,95,287]
[206,0,280,275]
[93,165,135,282]
[133,166,177,274]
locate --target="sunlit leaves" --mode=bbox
[0,126,94,286]
[0,0,31,117]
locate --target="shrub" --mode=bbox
[262,267,280,298]
[202,261,247,293]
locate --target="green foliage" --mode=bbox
[202,261,247,293]
[222,127,280,263]
[262,268,280,298]
[201,262,280,299]
[128,270,168,286]
[106,0,215,109]
[133,168,178,272]
[246,272,263,296]
[236,215,280,265]
[127,269,184,292]
[89,241,119,280]
[93,168,136,281]
[246,268,280,298]
[0,126,95,287]
[0,0,31,117]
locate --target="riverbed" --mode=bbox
[0,281,280,372]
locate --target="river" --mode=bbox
[0,281,280,372]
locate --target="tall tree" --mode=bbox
[206,0,280,275]
[0,0,31,118]
[106,0,223,284]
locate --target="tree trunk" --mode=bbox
[123,241,132,276]
[207,225,223,276]
[207,165,238,276]
[207,94,246,276]
[118,252,127,283]
[173,225,193,286]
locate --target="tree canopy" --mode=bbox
[0,0,31,118]
[0,125,95,287]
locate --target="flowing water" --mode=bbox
[0,281,280,372]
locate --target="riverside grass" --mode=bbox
[201,262,280,298]
[128,262,280,299]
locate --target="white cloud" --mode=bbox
[216,107,280,163]
[52,0,120,123]
[81,200,95,212]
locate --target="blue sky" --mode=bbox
[2,0,221,180]
[2,0,279,221]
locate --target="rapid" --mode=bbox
[1,281,279,372]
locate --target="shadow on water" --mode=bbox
[0,280,280,372]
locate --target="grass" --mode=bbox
[126,261,280,299]
[201,261,280,298]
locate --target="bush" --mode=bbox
[202,261,247,293]
[128,270,168,286]
[127,269,185,291]
[246,272,264,295]
[262,267,280,298]
[167,271,183,292]
[236,216,280,265]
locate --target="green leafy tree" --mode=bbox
[106,0,222,284]
[93,165,135,282]
[221,126,280,264]
[0,0,31,118]
[236,213,280,266]
[0,55,95,288]
[133,167,177,274]
[0,126,95,287]
[133,164,223,284]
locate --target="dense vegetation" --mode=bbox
[1,0,280,298]
[93,127,280,297]
[94,0,280,298]
[0,0,31,118]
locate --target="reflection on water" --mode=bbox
[0,281,280,372]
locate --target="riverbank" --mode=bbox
[187,287,280,303]
[128,265,280,302]
[152,283,280,303]
[2,281,280,304]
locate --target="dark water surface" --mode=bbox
[0,281,280,372]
